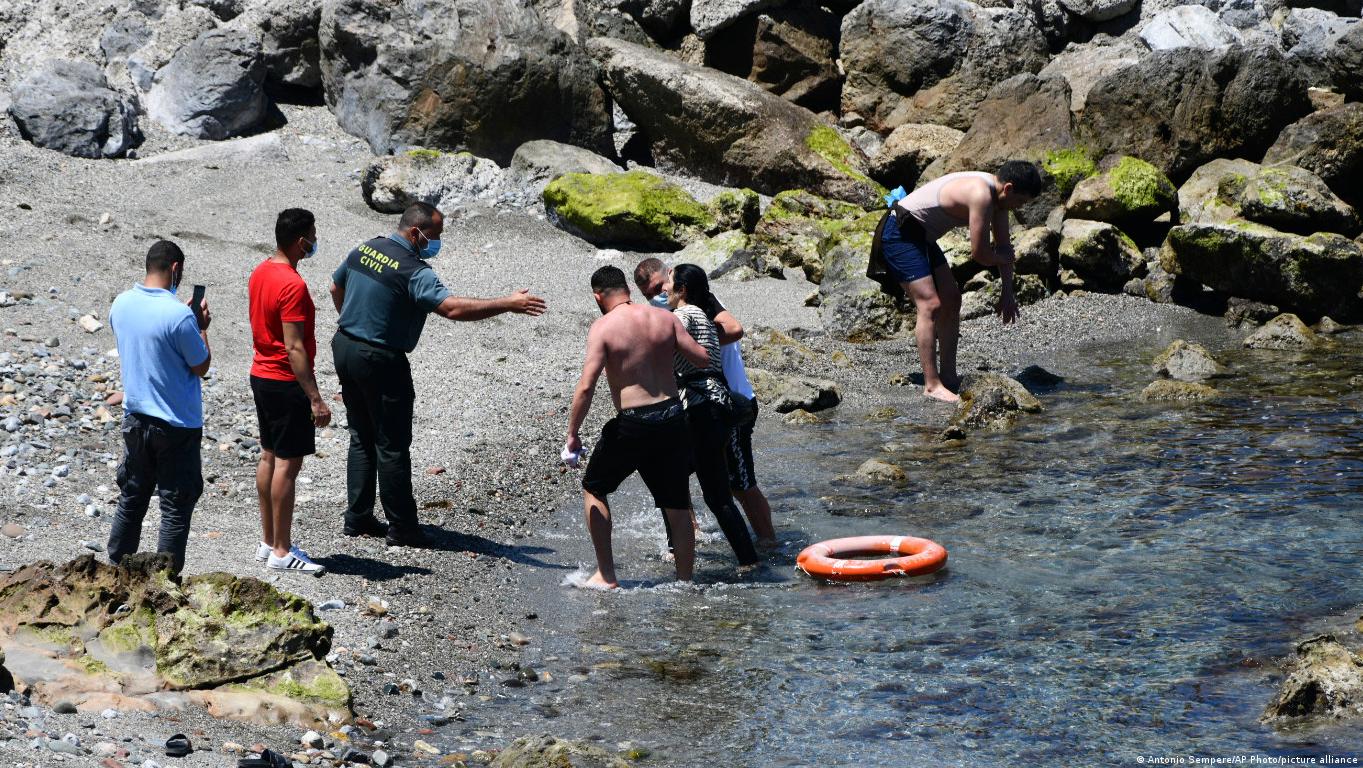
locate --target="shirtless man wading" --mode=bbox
[883,161,1042,402]
[566,266,714,588]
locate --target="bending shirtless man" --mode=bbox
[567,265,714,588]
[884,161,1042,402]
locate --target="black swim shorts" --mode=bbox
[250,375,316,459]
[582,398,692,510]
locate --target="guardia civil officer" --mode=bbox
[329,202,546,547]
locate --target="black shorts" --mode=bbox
[725,395,759,491]
[582,399,692,510]
[250,375,316,459]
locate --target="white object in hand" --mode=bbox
[561,442,584,468]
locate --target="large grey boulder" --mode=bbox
[1280,8,1357,87]
[589,37,881,205]
[936,73,1076,177]
[1058,219,1144,291]
[147,28,268,140]
[1139,5,1243,51]
[1058,0,1137,23]
[1162,223,1363,320]
[691,0,783,39]
[708,4,842,112]
[746,367,840,413]
[509,140,621,194]
[1326,20,1363,100]
[1264,103,1363,206]
[118,5,222,94]
[362,150,507,213]
[869,123,963,188]
[1077,46,1312,180]
[1178,158,1359,236]
[839,0,1049,132]
[319,0,612,164]
[1036,38,1142,113]
[533,0,655,45]
[231,0,324,91]
[8,59,140,158]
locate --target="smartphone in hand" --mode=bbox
[190,285,207,329]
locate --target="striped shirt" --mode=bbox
[673,304,730,409]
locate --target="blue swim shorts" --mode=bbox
[881,211,947,284]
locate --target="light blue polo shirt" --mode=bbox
[109,284,208,428]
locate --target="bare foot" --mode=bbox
[661,550,676,563]
[736,562,761,576]
[924,384,961,403]
[585,570,619,590]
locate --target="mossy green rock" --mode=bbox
[1178,158,1359,236]
[953,373,1043,433]
[1139,379,1219,402]
[1044,148,1098,197]
[1065,156,1176,224]
[1058,219,1144,291]
[157,572,332,689]
[818,237,903,342]
[706,188,761,234]
[674,230,767,279]
[746,328,818,370]
[750,190,877,283]
[1162,223,1363,321]
[746,368,841,413]
[543,171,715,251]
[0,556,346,726]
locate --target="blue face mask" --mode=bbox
[302,238,317,259]
[649,292,669,309]
[417,231,442,260]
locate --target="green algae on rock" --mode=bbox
[0,555,348,727]
[1044,148,1097,197]
[1066,156,1176,224]
[1162,223,1363,321]
[805,125,887,200]
[952,372,1043,434]
[750,189,878,284]
[542,171,715,251]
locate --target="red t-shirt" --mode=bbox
[248,259,316,381]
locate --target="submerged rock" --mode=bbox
[746,368,840,413]
[1152,340,1229,382]
[1316,316,1349,334]
[542,171,715,250]
[1139,379,1219,402]
[1243,313,1324,350]
[853,459,907,484]
[952,372,1042,433]
[492,734,632,768]
[1263,635,1363,722]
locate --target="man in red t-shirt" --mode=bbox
[248,208,331,576]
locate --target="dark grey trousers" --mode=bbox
[107,411,203,574]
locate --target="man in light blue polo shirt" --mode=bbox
[107,240,212,574]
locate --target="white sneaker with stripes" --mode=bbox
[256,542,271,562]
[267,545,326,576]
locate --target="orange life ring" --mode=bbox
[796,535,947,582]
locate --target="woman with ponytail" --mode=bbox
[665,264,759,568]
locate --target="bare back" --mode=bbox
[591,304,681,410]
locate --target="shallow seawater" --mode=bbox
[447,332,1363,766]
